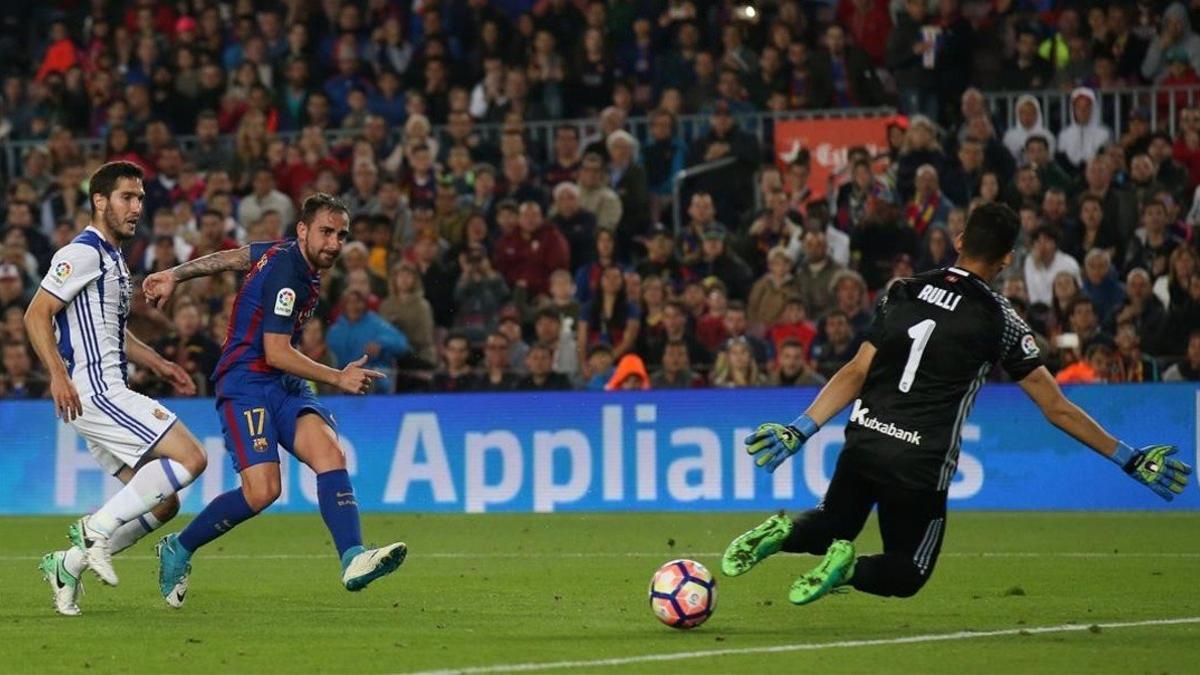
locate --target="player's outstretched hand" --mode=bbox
[336,355,385,395]
[1124,444,1192,501]
[50,375,83,422]
[155,359,197,396]
[745,422,808,473]
[142,271,176,309]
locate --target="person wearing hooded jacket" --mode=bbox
[1142,2,1200,82]
[1057,87,1112,169]
[1003,94,1056,162]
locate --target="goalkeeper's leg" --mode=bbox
[723,459,874,576]
[781,459,876,555]
[847,485,947,598]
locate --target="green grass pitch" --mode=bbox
[2,512,1198,674]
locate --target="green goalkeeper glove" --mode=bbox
[1109,443,1192,501]
[745,415,820,473]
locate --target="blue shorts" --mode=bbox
[216,373,337,473]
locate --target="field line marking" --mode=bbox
[2,551,1200,562]
[402,616,1200,675]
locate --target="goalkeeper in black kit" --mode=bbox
[721,203,1192,605]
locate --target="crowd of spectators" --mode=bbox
[1,0,1199,398]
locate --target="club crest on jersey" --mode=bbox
[253,437,269,451]
[152,408,170,421]
[274,288,296,317]
[50,261,72,286]
[1021,334,1040,357]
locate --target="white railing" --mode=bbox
[0,106,895,181]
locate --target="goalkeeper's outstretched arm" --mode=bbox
[802,342,877,425]
[1019,364,1191,500]
[1017,365,1118,456]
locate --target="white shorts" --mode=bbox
[72,387,178,476]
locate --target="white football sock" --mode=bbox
[63,546,87,577]
[109,512,163,555]
[90,459,194,535]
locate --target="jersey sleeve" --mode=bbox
[249,240,284,265]
[864,280,900,346]
[40,243,103,304]
[995,294,1044,381]
[259,259,309,335]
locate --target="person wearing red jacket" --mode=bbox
[1172,106,1200,190]
[36,21,81,81]
[493,201,570,299]
[835,0,893,67]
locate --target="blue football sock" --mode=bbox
[317,469,363,558]
[178,488,257,553]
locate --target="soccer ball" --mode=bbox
[649,559,716,629]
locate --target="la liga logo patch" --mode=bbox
[1021,333,1040,357]
[274,288,296,317]
[50,261,72,286]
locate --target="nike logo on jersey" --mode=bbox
[916,284,962,312]
[849,399,922,445]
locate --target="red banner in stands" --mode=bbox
[773,116,891,200]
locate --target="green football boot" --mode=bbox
[721,513,793,577]
[40,551,82,616]
[67,519,84,550]
[788,539,856,605]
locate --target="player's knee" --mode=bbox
[889,565,932,598]
[242,477,281,512]
[154,494,180,522]
[181,442,208,477]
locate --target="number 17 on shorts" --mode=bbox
[219,400,278,472]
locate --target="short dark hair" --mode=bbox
[1031,224,1059,244]
[586,343,613,357]
[778,338,806,352]
[961,202,1021,264]
[1141,198,1166,214]
[299,192,349,225]
[443,331,470,348]
[535,307,561,323]
[89,161,144,207]
[1024,135,1050,150]
[1084,341,1113,359]
[1069,296,1095,315]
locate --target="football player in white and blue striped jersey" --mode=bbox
[24,161,209,616]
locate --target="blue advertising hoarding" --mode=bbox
[0,384,1196,514]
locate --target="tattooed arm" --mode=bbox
[143,246,251,308]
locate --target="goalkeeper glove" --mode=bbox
[745,415,820,473]
[1109,442,1192,501]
